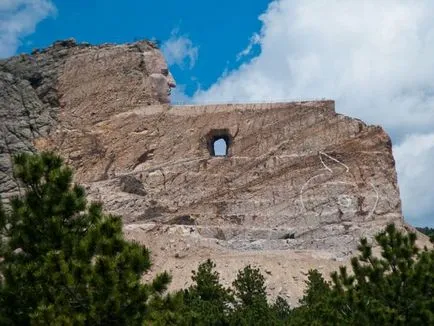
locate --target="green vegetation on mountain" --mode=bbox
[1,153,433,325]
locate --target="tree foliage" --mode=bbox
[229,265,277,325]
[182,259,233,325]
[0,152,170,325]
[291,224,434,325]
[181,261,290,325]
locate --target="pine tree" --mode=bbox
[298,269,331,307]
[230,265,280,326]
[232,265,267,307]
[0,152,171,325]
[271,296,291,321]
[288,269,339,326]
[292,224,434,325]
[330,224,434,325]
[182,259,233,325]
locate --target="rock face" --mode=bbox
[0,39,174,201]
[0,40,407,304]
[41,101,402,252]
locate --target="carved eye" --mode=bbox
[161,68,169,76]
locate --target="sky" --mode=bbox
[1,0,434,227]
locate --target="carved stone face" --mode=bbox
[144,49,176,103]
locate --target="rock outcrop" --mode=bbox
[0,40,409,304]
[0,39,174,200]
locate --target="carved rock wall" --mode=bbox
[35,99,402,252]
[1,40,403,252]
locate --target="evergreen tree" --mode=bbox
[292,224,434,325]
[271,296,291,321]
[146,291,187,325]
[0,152,171,325]
[232,265,267,307]
[182,259,233,325]
[289,269,339,325]
[230,265,280,326]
[330,224,434,325]
[298,269,331,307]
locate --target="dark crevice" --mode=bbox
[28,72,43,89]
[168,215,195,225]
[134,149,155,168]
[206,129,232,157]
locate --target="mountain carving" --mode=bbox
[0,39,415,304]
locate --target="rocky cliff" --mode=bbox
[0,40,409,304]
[0,39,174,201]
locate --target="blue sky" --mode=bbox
[15,0,270,97]
[2,0,434,227]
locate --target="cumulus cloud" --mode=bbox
[162,29,199,69]
[0,0,56,58]
[170,84,193,104]
[236,33,261,61]
[394,133,434,224]
[194,0,434,226]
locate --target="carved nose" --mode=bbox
[167,72,176,88]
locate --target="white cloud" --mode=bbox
[193,0,434,226]
[0,0,56,58]
[162,30,199,69]
[236,33,260,61]
[394,133,434,224]
[170,84,192,104]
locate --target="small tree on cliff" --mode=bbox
[229,265,277,325]
[182,259,234,325]
[0,152,170,325]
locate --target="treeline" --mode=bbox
[0,153,433,325]
[416,227,434,242]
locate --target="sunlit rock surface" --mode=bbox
[1,39,414,305]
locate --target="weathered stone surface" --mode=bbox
[119,175,147,196]
[1,40,421,302]
[36,100,402,252]
[0,39,174,200]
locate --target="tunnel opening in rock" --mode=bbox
[207,129,232,157]
[213,138,228,156]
